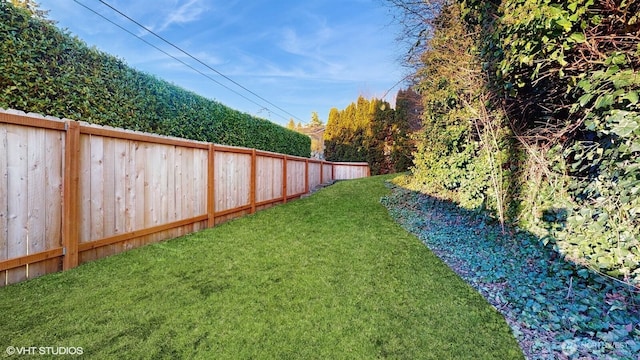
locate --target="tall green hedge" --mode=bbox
[399,0,639,285]
[461,0,640,282]
[0,2,310,157]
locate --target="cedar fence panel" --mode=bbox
[0,109,370,286]
[255,155,284,205]
[333,162,371,180]
[214,149,252,222]
[75,130,209,264]
[0,114,66,286]
[286,159,306,198]
[322,163,333,184]
[308,162,322,190]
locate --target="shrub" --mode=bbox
[0,2,310,157]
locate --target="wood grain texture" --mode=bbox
[62,122,80,270]
[286,160,306,196]
[0,110,370,286]
[6,124,28,284]
[322,163,333,183]
[215,152,251,213]
[256,156,283,203]
[333,164,369,180]
[0,125,7,285]
[45,129,63,274]
[308,162,321,190]
[26,127,46,278]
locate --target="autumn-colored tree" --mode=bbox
[324,98,367,162]
[7,0,47,18]
[309,111,323,127]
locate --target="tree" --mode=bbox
[6,0,49,20]
[324,96,413,174]
[392,88,420,172]
[384,0,445,70]
[395,88,423,131]
[324,108,341,160]
[310,138,322,156]
[367,99,393,174]
[309,111,323,127]
[286,118,295,130]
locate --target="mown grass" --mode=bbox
[0,175,523,359]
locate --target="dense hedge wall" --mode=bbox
[463,0,640,283]
[0,2,310,157]
[400,0,639,285]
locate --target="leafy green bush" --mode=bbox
[398,0,639,285]
[0,2,310,157]
[462,0,640,282]
[407,1,516,226]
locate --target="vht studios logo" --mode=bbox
[6,346,84,356]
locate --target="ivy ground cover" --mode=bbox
[382,181,640,359]
[0,175,522,359]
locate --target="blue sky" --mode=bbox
[36,0,405,126]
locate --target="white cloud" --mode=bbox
[155,0,208,32]
[35,0,405,125]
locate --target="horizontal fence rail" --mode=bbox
[0,109,370,286]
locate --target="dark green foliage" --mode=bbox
[400,0,639,284]
[383,182,640,359]
[393,88,421,172]
[324,95,414,174]
[459,0,640,283]
[0,2,310,157]
[325,101,370,163]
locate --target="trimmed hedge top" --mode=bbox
[0,2,310,157]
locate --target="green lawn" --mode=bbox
[0,175,523,359]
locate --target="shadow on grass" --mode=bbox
[381,181,640,359]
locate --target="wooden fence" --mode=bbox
[0,109,370,286]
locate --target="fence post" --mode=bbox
[250,149,256,214]
[282,155,287,203]
[304,159,309,194]
[207,144,215,227]
[62,121,80,270]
